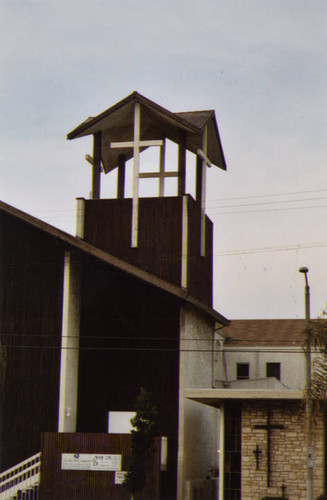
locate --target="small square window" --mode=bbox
[266,362,280,380]
[236,363,249,380]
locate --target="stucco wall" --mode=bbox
[177,305,218,500]
[218,347,307,390]
[242,401,324,500]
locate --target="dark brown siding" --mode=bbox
[0,213,64,471]
[77,255,180,499]
[83,195,212,306]
[40,433,161,499]
[83,197,183,287]
[187,197,213,306]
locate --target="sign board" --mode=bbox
[61,453,121,471]
[115,471,127,484]
[108,411,136,434]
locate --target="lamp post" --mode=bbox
[299,266,313,500]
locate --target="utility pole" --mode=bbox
[299,266,313,500]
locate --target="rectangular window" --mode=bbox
[236,363,249,380]
[266,362,281,380]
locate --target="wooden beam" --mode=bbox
[159,138,166,197]
[196,154,203,203]
[197,148,213,168]
[181,195,188,288]
[139,172,178,179]
[178,132,186,196]
[200,126,208,256]
[132,102,141,247]
[117,154,126,199]
[110,139,163,148]
[92,131,102,199]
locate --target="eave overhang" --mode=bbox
[185,388,304,409]
[67,91,227,172]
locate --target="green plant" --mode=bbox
[123,387,159,499]
[305,311,327,422]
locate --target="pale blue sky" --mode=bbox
[0,0,326,319]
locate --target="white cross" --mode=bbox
[110,102,168,247]
[85,154,104,172]
[197,125,211,257]
[138,139,179,197]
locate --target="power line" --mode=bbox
[215,241,327,257]
[207,188,327,203]
[0,333,307,344]
[210,204,327,216]
[208,196,327,210]
[0,344,306,354]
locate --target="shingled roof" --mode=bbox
[222,319,306,346]
[67,91,227,173]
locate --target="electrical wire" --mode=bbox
[0,344,307,353]
[208,196,327,210]
[215,241,327,257]
[207,188,327,203]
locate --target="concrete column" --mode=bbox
[219,404,225,500]
[177,307,186,500]
[58,251,82,432]
[75,198,85,238]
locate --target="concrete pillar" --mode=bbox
[177,307,186,500]
[58,251,82,432]
[75,198,85,238]
[218,404,225,500]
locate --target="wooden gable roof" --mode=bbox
[67,91,227,173]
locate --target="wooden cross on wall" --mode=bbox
[254,407,284,487]
[253,444,262,470]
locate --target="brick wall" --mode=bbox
[241,401,324,500]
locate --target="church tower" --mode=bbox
[67,91,227,307]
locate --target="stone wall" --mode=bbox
[242,401,324,500]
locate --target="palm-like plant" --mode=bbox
[306,311,327,420]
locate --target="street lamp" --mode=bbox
[299,266,313,500]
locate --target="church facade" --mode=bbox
[0,92,229,499]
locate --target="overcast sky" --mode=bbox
[1,0,326,320]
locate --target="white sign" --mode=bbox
[61,453,121,471]
[115,471,127,484]
[108,411,136,434]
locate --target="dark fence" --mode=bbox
[39,433,161,500]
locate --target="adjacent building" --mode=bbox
[187,319,326,499]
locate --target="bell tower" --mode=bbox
[67,92,227,307]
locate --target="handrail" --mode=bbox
[0,454,41,481]
[0,453,41,499]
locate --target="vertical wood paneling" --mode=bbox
[83,197,183,287]
[0,213,64,472]
[40,433,161,500]
[83,196,213,306]
[187,197,213,306]
[77,257,180,499]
